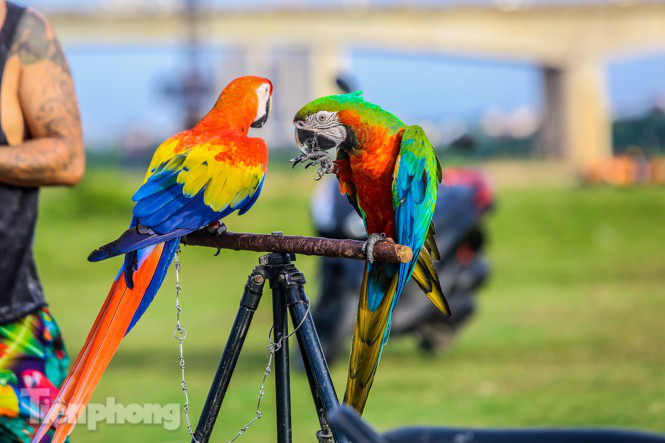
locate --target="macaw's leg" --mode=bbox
[206,220,227,236]
[290,150,336,180]
[363,233,387,264]
[136,221,155,235]
[206,221,227,256]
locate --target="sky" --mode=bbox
[63,43,665,146]
[23,0,665,11]
[15,0,665,146]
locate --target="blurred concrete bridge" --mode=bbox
[51,3,665,167]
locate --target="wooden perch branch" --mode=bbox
[181,230,413,264]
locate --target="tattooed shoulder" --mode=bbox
[9,9,68,71]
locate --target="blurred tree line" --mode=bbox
[85,108,665,168]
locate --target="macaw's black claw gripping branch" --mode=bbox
[181,230,413,264]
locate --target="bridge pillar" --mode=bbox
[538,60,612,168]
[561,57,612,168]
[536,67,566,158]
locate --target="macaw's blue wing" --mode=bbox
[87,222,190,263]
[392,125,449,316]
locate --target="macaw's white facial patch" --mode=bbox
[303,111,339,130]
[294,111,346,152]
[254,83,272,123]
[318,125,346,149]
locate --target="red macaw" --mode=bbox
[33,75,273,443]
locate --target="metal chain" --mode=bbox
[174,250,199,443]
[227,293,311,443]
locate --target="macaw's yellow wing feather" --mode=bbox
[143,136,185,182]
[170,140,266,213]
[142,135,266,216]
[344,264,399,414]
[411,248,450,317]
[131,137,266,235]
[180,162,211,196]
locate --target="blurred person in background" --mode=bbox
[0,2,84,441]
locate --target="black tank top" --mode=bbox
[0,2,46,324]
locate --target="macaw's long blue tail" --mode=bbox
[32,239,179,443]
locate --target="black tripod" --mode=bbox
[191,251,349,443]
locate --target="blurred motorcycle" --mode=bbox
[310,168,495,364]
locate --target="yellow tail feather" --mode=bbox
[344,232,449,414]
[412,248,451,317]
[426,221,441,261]
[344,264,400,414]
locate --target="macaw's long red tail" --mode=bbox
[32,239,179,443]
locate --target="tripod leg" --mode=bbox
[281,270,349,443]
[272,278,292,443]
[192,267,266,443]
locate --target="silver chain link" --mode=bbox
[227,290,311,443]
[174,250,199,443]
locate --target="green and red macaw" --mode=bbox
[33,75,273,443]
[293,91,450,414]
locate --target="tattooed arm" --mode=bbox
[0,8,84,187]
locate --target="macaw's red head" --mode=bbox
[212,75,273,129]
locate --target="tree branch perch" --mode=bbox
[181,230,413,264]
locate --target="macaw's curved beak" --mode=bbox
[295,127,339,153]
[251,96,271,128]
[295,127,314,152]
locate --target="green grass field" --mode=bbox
[33,166,665,442]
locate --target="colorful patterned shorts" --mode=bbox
[0,308,69,442]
